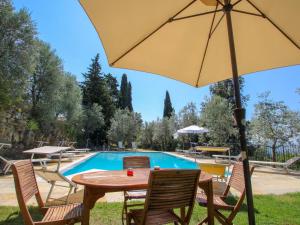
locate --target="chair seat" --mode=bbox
[196,192,234,210]
[125,190,147,200]
[129,209,180,225]
[42,203,83,222]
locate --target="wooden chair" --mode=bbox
[127,169,201,225]
[196,162,255,225]
[11,160,83,225]
[122,156,151,225]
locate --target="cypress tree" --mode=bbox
[163,91,174,118]
[104,73,119,107]
[119,74,128,109]
[81,54,103,107]
[127,82,133,111]
[81,54,115,144]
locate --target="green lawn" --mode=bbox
[1,193,300,225]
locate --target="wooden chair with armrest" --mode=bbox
[122,156,151,225]
[127,169,201,225]
[11,160,83,225]
[196,162,254,225]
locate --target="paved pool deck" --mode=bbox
[0,151,299,206]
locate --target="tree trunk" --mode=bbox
[272,142,277,162]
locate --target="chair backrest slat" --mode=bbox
[12,160,44,225]
[227,162,254,194]
[123,156,150,169]
[13,161,39,203]
[142,170,200,224]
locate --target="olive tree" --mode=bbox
[153,116,177,151]
[200,95,237,147]
[108,109,142,146]
[250,92,300,161]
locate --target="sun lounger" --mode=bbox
[23,146,72,170]
[35,168,78,204]
[48,152,76,161]
[118,141,125,150]
[0,142,11,151]
[0,156,50,175]
[213,153,242,163]
[0,156,16,175]
[67,148,91,154]
[249,156,300,172]
[131,142,137,151]
[36,140,49,147]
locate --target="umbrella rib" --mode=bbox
[195,4,221,87]
[232,9,264,18]
[210,13,225,37]
[110,0,197,66]
[216,0,224,6]
[232,0,243,7]
[246,0,300,50]
[172,9,223,22]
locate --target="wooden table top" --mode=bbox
[72,168,212,191]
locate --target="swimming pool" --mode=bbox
[63,152,198,176]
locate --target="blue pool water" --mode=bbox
[63,152,197,176]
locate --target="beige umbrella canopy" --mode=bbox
[79,0,300,224]
[80,0,300,87]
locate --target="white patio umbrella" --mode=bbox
[177,125,209,134]
[174,125,208,149]
[79,1,300,224]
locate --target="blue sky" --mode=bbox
[13,0,300,122]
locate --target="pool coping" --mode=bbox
[59,152,97,174]
[164,151,198,164]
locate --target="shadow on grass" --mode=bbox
[224,196,260,214]
[0,207,42,225]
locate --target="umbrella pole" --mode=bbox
[223,1,256,225]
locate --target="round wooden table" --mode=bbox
[72,168,214,225]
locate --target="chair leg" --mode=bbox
[122,198,128,225]
[126,210,132,225]
[215,210,231,225]
[198,216,208,225]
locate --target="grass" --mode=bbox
[1,193,300,225]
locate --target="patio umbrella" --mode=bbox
[177,125,209,134]
[79,1,300,224]
[175,125,208,148]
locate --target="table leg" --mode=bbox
[205,180,214,225]
[199,179,214,225]
[81,187,105,225]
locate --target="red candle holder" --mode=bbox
[127,168,133,176]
